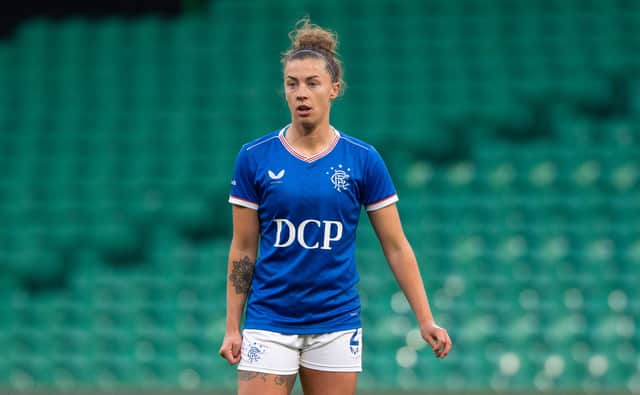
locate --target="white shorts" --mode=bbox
[238,328,363,375]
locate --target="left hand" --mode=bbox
[420,321,452,359]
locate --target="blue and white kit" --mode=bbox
[229,124,398,334]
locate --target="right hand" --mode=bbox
[219,331,243,365]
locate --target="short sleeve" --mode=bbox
[362,147,399,211]
[228,147,259,210]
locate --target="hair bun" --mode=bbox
[290,18,338,55]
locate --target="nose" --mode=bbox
[296,84,310,100]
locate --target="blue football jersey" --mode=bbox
[229,125,398,334]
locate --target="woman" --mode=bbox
[219,18,451,395]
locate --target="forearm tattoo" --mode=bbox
[238,371,296,387]
[229,255,254,295]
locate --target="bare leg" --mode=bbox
[238,370,297,395]
[298,366,358,395]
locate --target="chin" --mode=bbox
[298,117,318,128]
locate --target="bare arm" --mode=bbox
[219,205,259,364]
[368,203,452,358]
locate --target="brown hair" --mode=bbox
[282,17,345,95]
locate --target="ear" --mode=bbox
[329,82,341,100]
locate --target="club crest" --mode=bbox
[244,341,267,364]
[326,164,351,192]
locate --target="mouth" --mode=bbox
[296,105,312,116]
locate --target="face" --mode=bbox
[284,57,340,128]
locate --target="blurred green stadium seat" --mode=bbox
[1,0,639,392]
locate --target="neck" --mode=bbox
[285,121,335,157]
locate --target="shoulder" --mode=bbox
[338,130,386,164]
[240,130,281,154]
[337,131,375,152]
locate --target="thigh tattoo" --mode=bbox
[274,374,297,387]
[239,371,296,387]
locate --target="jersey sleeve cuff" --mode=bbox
[229,195,259,210]
[365,193,399,212]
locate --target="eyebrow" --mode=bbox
[286,75,321,81]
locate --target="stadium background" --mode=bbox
[1,0,639,394]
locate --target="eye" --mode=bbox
[308,80,319,87]
[286,81,297,88]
